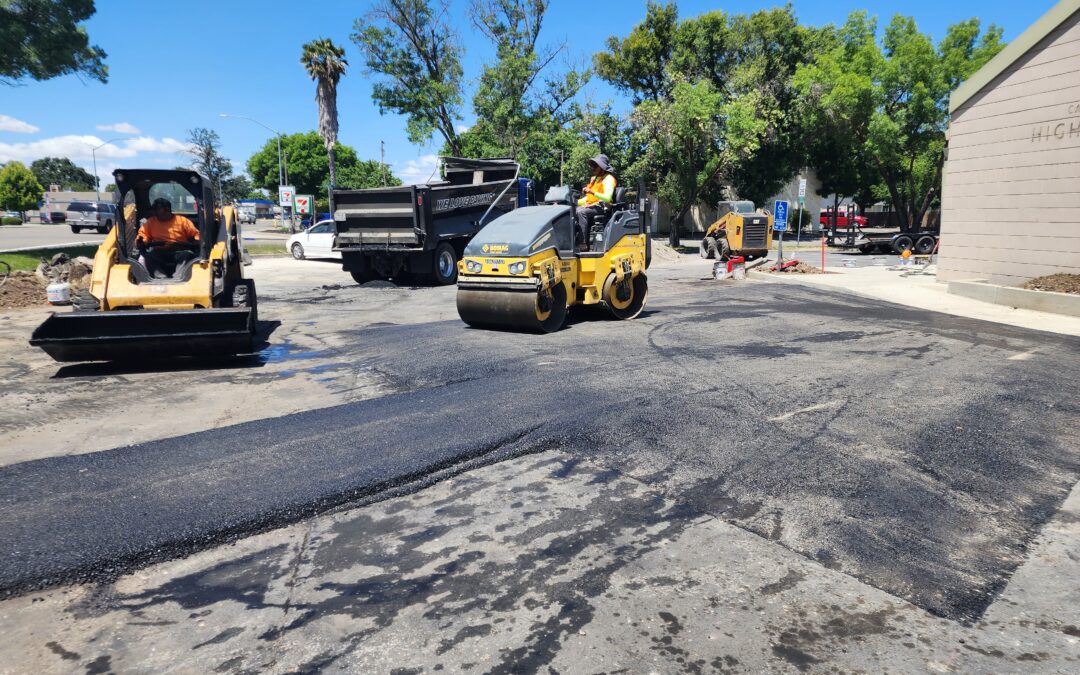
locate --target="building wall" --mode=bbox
[940,9,1080,285]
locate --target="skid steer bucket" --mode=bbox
[30,308,256,362]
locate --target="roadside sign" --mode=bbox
[797,178,807,198]
[278,185,295,207]
[49,184,60,193]
[294,194,312,215]
[773,200,789,232]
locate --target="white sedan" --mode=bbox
[286,220,340,260]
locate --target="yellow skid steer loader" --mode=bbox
[30,169,258,362]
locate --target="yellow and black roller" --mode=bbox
[456,195,648,333]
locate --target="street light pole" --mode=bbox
[87,138,124,202]
[220,113,285,231]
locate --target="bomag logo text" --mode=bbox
[482,244,509,253]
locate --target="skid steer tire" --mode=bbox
[230,279,258,325]
[716,237,730,261]
[72,289,100,313]
[700,237,715,259]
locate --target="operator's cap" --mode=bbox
[151,198,172,210]
[587,154,612,173]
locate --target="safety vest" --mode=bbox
[578,173,617,207]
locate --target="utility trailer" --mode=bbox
[331,157,532,285]
[836,228,940,255]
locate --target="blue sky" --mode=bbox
[0,0,1054,187]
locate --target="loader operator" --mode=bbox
[137,198,200,277]
[576,154,616,251]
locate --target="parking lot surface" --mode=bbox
[1,254,1078,673]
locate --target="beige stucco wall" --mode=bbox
[939,8,1080,285]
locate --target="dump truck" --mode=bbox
[29,168,258,362]
[331,157,532,285]
[699,200,774,261]
[456,184,650,333]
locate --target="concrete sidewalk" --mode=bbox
[753,264,1080,337]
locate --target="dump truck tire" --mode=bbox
[893,235,914,254]
[915,235,936,255]
[432,242,458,286]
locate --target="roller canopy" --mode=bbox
[464,205,572,257]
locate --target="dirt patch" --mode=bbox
[0,272,47,310]
[1022,274,1080,295]
[766,260,824,274]
[650,240,686,264]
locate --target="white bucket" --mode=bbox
[732,263,746,280]
[46,282,71,305]
[713,262,730,280]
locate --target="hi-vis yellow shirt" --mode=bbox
[578,173,616,207]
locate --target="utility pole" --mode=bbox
[560,148,564,185]
[87,138,123,202]
[381,140,386,186]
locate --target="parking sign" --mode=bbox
[773,200,789,232]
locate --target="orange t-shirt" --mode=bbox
[137,215,200,245]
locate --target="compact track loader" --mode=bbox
[456,185,650,333]
[699,200,773,261]
[30,169,258,362]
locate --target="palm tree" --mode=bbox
[301,38,348,209]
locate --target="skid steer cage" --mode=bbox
[30,308,256,362]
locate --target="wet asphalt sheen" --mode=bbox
[2,277,1079,623]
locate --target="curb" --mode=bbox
[948,280,1080,318]
[0,242,101,254]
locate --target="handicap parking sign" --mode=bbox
[774,200,789,232]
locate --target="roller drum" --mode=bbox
[457,284,567,333]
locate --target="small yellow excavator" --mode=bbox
[456,184,649,333]
[699,200,773,261]
[30,169,258,362]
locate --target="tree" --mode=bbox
[596,5,823,243]
[334,160,401,189]
[103,182,117,192]
[29,157,96,191]
[301,38,348,194]
[352,0,464,155]
[0,0,107,85]
[247,131,366,197]
[796,12,1004,229]
[0,162,44,215]
[185,128,239,203]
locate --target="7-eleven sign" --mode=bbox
[293,194,313,215]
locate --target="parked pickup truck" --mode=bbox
[65,201,117,234]
[332,157,532,285]
[819,210,868,228]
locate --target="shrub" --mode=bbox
[1,216,24,225]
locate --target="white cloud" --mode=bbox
[0,115,40,134]
[0,134,191,163]
[96,122,141,135]
[395,154,440,185]
[455,124,470,134]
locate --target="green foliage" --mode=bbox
[333,160,401,190]
[186,128,236,202]
[596,4,820,233]
[247,131,372,196]
[352,0,464,154]
[103,183,117,192]
[0,0,107,84]
[2,216,23,225]
[0,246,98,272]
[795,11,1004,228]
[30,157,96,192]
[0,161,43,213]
[594,2,677,103]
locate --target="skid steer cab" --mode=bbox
[456,183,651,333]
[30,169,258,362]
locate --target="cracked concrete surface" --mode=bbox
[2,451,1078,673]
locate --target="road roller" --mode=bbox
[456,185,649,332]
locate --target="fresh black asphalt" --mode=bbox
[2,274,1079,623]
